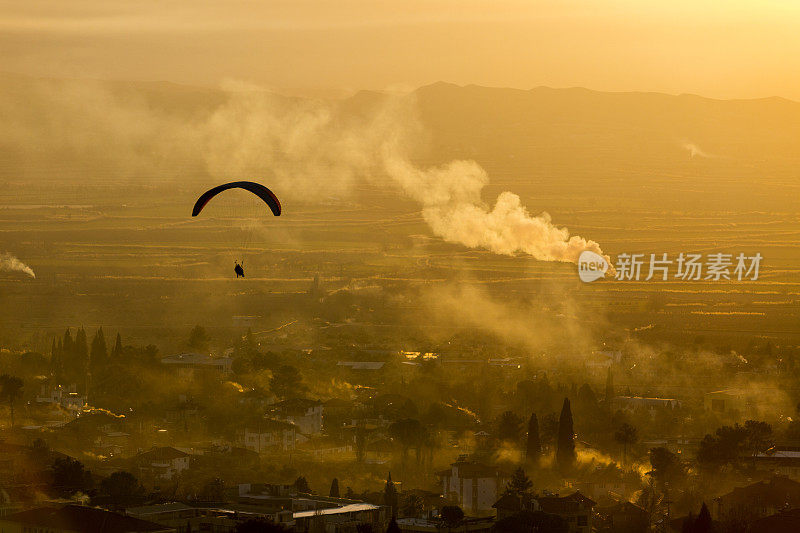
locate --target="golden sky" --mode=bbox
[3,0,800,99]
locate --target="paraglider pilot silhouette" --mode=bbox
[191,181,281,278]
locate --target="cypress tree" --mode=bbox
[384,472,398,517]
[526,413,541,464]
[329,478,340,498]
[112,332,123,359]
[50,338,62,378]
[74,328,88,367]
[90,328,107,369]
[63,328,73,358]
[556,398,576,471]
[694,502,712,533]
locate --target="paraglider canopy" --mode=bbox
[192,181,281,217]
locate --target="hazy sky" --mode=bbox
[3,0,800,99]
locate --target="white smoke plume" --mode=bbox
[0,253,35,278]
[382,154,610,264]
[682,141,711,158]
[203,84,613,267]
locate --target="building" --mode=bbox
[535,492,595,533]
[595,501,648,533]
[713,476,800,522]
[397,516,495,532]
[337,361,386,371]
[704,389,747,414]
[270,398,324,436]
[126,501,294,532]
[36,383,86,413]
[613,396,681,416]
[133,447,191,482]
[747,446,800,477]
[571,465,639,503]
[492,493,539,520]
[0,505,174,532]
[292,503,388,533]
[437,456,509,515]
[749,508,800,533]
[243,419,298,452]
[492,492,595,533]
[160,353,232,378]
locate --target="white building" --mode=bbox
[134,446,191,481]
[160,353,232,378]
[271,399,323,436]
[437,456,509,515]
[243,419,298,452]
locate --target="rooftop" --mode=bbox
[1,505,171,532]
[293,503,379,519]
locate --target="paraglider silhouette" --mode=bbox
[192,181,281,217]
[191,181,281,278]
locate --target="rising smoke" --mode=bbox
[0,253,35,278]
[0,77,612,268]
[203,83,612,267]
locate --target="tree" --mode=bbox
[90,327,107,369]
[270,365,306,399]
[388,418,423,465]
[384,472,398,517]
[100,471,144,508]
[0,374,23,428]
[556,398,576,471]
[744,420,773,456]
[188,325,210,351]
[403,493,425,518]
[440,505,464,532]
[694,502,713,533]
[497,411,523,442]
[294,476,311,494]
[63,328,73,358]
[696,423,750,471]
[202,478,226,501]
[649,447,685,488]
[112,332,123,359]
[505,467,532,495]
[50,338,62,377]
[540,412,559,450]
[614,423,638,463]
[329,478,340,498]
[495,511,568,533]
[526,413,541,464]
[74,327,89,370]
[605,367,614,403]
[386,517,401,533]
[52,457,93,496]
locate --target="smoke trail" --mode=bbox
[203,87,613,267]
[682,141,711,158]
[382,154,611,265]
[0,253,35,278]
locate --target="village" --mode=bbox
[1,320,798,533]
